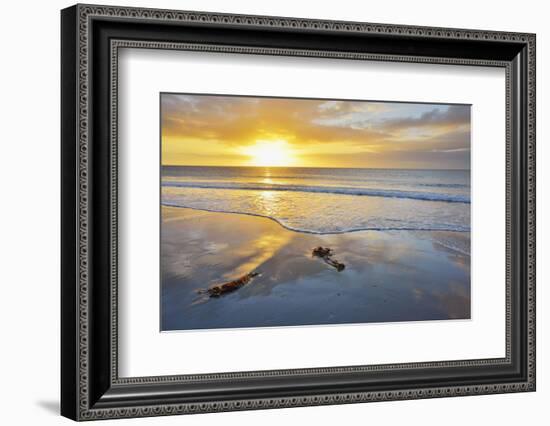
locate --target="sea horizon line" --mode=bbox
[161,164,471,172]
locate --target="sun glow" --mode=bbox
[242,140,296,167]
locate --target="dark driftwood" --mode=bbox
[312,247,345,271]
[203,272,260,297]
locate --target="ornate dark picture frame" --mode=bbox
[61,4,536,421]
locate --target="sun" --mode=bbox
[242,140,296,167]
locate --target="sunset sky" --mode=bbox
[161,94,471,170]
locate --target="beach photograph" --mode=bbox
[160,93,471,331]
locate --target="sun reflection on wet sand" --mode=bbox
[222,232,293,280]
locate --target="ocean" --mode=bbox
[160,166,471,330]
[161,166,470,235]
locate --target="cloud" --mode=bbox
[380,105,470,131]
[161,94,471,169]
[162,95,387,147]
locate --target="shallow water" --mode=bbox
[162,166,470,234]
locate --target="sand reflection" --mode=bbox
[222,231,293,279]
[161,206,471,331]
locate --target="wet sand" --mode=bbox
[161,206,470,331]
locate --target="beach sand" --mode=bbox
[161,206,470,331]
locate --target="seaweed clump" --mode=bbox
[312,247,345,271]
[202,271,260,297]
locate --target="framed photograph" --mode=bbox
[61,4,536,421]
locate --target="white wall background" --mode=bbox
[0,0,546,424]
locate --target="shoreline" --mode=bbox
[161,206,470,331]
[161,202,471,236]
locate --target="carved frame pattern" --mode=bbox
[61,3,536,421]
